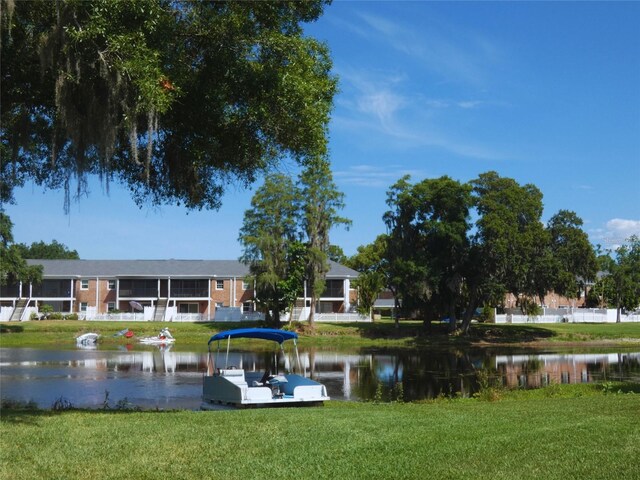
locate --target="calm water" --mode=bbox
[1,346,639,410]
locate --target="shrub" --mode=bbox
[479,305,495,323]
[51,397,75,411]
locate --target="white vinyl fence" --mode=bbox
[495,308,640,324]
[314,313,372,323]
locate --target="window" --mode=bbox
[216,280,224,290]
[179,303,199,314]
[107,280,116,290]
[171,279,208,297]
[118,279,157,297]
[215,302,224,308]
[242,281,250,290]
[80,302,88,312]
[107,302,116,312]
[242,301,254,313]
[80,279,89,290]
[322,280,344,298]
[31,280,72,297]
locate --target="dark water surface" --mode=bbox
[1,346,639,410]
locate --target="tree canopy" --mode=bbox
[590,236,640,321]
[238,173,300,326]
[239,161,349,326]
[1,0,336,211]
[377,171,599,334]
[15,239,80,259]
[299,156,350,324]
[0,213,43,286]
[383,175,471,329]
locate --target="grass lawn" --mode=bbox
[1,386,639,480]
[1,319,640,349]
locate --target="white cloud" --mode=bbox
[334,165,423,188]
[356,90,406,123]
[591,218,640,249]
[606,218,640,240]
[335,68,508,161]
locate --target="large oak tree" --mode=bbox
[1,0,336,211]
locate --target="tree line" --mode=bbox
[346,172,640,331]
[0,213,79,287]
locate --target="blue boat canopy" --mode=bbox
[208,328,298,345]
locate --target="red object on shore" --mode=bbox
[125,331,134,338]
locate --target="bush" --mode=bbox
[64,313,79,320]
[39,304,54,319]
[479,305,495,323]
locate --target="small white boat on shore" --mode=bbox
[139,328,175,345]
[76,332,99,347]
[202,328,329,408]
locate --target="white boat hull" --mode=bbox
[202,369,329,408]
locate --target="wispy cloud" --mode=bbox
[590,218,640,249]
[355,11,503,87]
[334,164,424,188]
[333,68,508,161]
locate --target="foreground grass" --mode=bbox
[1,386,639,480]
[1,319,640,349]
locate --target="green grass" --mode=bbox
[2,319,640,349]
[1,387,639,480]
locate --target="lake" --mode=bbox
[1,346,639,410]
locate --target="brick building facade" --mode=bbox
[0,259,359,321]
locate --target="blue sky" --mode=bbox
[5,1,640,259]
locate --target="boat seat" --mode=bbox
[219,369,246,385]
[252,369,271,387]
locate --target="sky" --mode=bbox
[4,1,640,260]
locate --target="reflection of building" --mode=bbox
[1,259,359,321]
[495,353,639,388]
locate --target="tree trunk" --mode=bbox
[422,306,432,333]
[460,288,479,335]
[308,294,316,327]
[394,297,400,329]
[447,301,457,333]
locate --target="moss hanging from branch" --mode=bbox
[1,0,336,210]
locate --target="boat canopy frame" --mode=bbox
[206,328,302,375]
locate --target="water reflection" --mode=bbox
[1,347,638,410]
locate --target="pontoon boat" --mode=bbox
[202,328,330,408]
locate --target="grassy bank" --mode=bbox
[2,319,640,349]
[1,386,639,480]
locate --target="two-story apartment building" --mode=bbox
[0,259,359,322]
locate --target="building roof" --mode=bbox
[373,298,396,309]
[26,259,359,279]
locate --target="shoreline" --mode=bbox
[2,319,640,349]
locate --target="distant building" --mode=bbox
[0,259,359,322]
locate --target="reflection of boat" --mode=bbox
[202,328,330,408]
[76,333,99,347]
[139,328,175,345]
